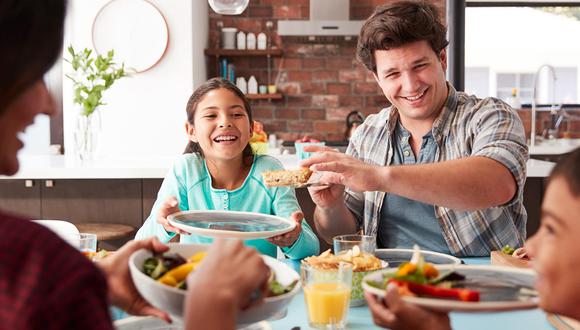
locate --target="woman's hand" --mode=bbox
[365,283,451,330]
[156,196,189,235]
[267,211,303,247]
[97,237,172,323]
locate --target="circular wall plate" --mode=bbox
[92,0,169,73]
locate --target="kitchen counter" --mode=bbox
[2,154,555,179]
[529,138,580,155]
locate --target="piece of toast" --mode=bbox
[262,168,313,187]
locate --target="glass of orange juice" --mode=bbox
[301,262,353,329]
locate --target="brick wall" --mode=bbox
[207,0,448,141]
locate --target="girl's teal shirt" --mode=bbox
[135,153,319,259]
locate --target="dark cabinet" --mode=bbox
[0,179,41,218]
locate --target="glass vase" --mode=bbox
[74,110,101,161]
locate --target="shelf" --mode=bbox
[246,93,283,100]
[204,48,283,57]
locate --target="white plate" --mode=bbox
[167,210,296,239]
[363,265,538,312]
[375,248,462,267]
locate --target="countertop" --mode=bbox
[1,154,555,179]
[529,138,580,155]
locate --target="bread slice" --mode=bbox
[262,168,313,187]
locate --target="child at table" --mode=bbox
[365,147,580,330]
[135,78,319,259]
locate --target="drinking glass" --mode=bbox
[333,234,376,255]
[66,233,97,257]
[301,262,353,329]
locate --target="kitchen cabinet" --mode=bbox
[0,179,41,219]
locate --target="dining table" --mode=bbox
[268,257,552,330]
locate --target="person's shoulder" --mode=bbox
[171,153,207,182]
[457,92,515,114]
[363,107,392,126]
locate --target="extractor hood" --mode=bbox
[277,0,364,40]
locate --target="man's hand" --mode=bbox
[267,211,303,247]
[300,145,384,193]
[97,237,171,323]
[365,283,451,330]
[156,196,190,235]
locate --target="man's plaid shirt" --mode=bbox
[345,84,529,257]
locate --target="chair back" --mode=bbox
[32,220,80,246]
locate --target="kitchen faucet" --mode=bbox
[530,64,558,146]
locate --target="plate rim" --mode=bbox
[167,210,296,239]
[362,264,538,312]
[374,248,462,265]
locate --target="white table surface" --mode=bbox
[1,154,554,179]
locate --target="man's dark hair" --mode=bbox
[548,147,580,197]
[356,0,449,74]
[0,0,67,113]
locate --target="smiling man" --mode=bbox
[301,0,528,257]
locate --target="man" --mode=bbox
[302,0,528,257]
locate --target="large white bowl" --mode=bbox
[129,243,300,325]
[375,248,461,267]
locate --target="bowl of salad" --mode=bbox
[129,243,300,325]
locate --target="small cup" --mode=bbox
[221,27,237,49]
[333,234,376,255]
[66,233,97,257]
[295,141,325,160]
[301,262,352,329]
[259,85,267,94]
[267,84,277,94]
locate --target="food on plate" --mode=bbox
[262,168,313,187]
[366,246,480,302]
[502,245,530,260]
[303,246,382,272]
[141,251,297,296]
[84,249,112,261]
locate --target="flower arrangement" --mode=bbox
[65,45,127,116]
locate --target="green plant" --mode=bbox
[65,45,127,116]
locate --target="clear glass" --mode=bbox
[74,111,101,161]
[208,0,249,15]
[64,233,97,257]
[295,142,325,160]
[333,234,376,255]
[301,263,352,330]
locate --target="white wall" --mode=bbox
[63,0,208,158]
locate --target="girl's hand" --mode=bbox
[267,211,303,247]
[365,283,451,330]
[156,196,190,235]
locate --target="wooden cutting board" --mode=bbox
[490,251,531,268]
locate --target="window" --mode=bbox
[464,5,580,106]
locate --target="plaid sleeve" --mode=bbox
[344,135,365,230]
[470,100,529,206]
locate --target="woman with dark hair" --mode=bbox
[0,1,271,329]
[135,77,319,260]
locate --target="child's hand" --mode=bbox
[156,196,190,235]
[267,211,303,247]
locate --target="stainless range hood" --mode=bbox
[277,0,364,40]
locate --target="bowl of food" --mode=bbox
[303,246,385,306]
[129,243,300,325]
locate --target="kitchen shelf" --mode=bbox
[246,93,282,100]
[204,48,283,57]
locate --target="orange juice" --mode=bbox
[304,282,351,326]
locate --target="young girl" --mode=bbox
[365,147,580,329]
[135,78,319,259]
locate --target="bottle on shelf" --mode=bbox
[507,87,521,109]
[246,32,256,50]
[248,75,258,94]
[236,31,246,50]
[236,77,247,94]
[257,33,267,50]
